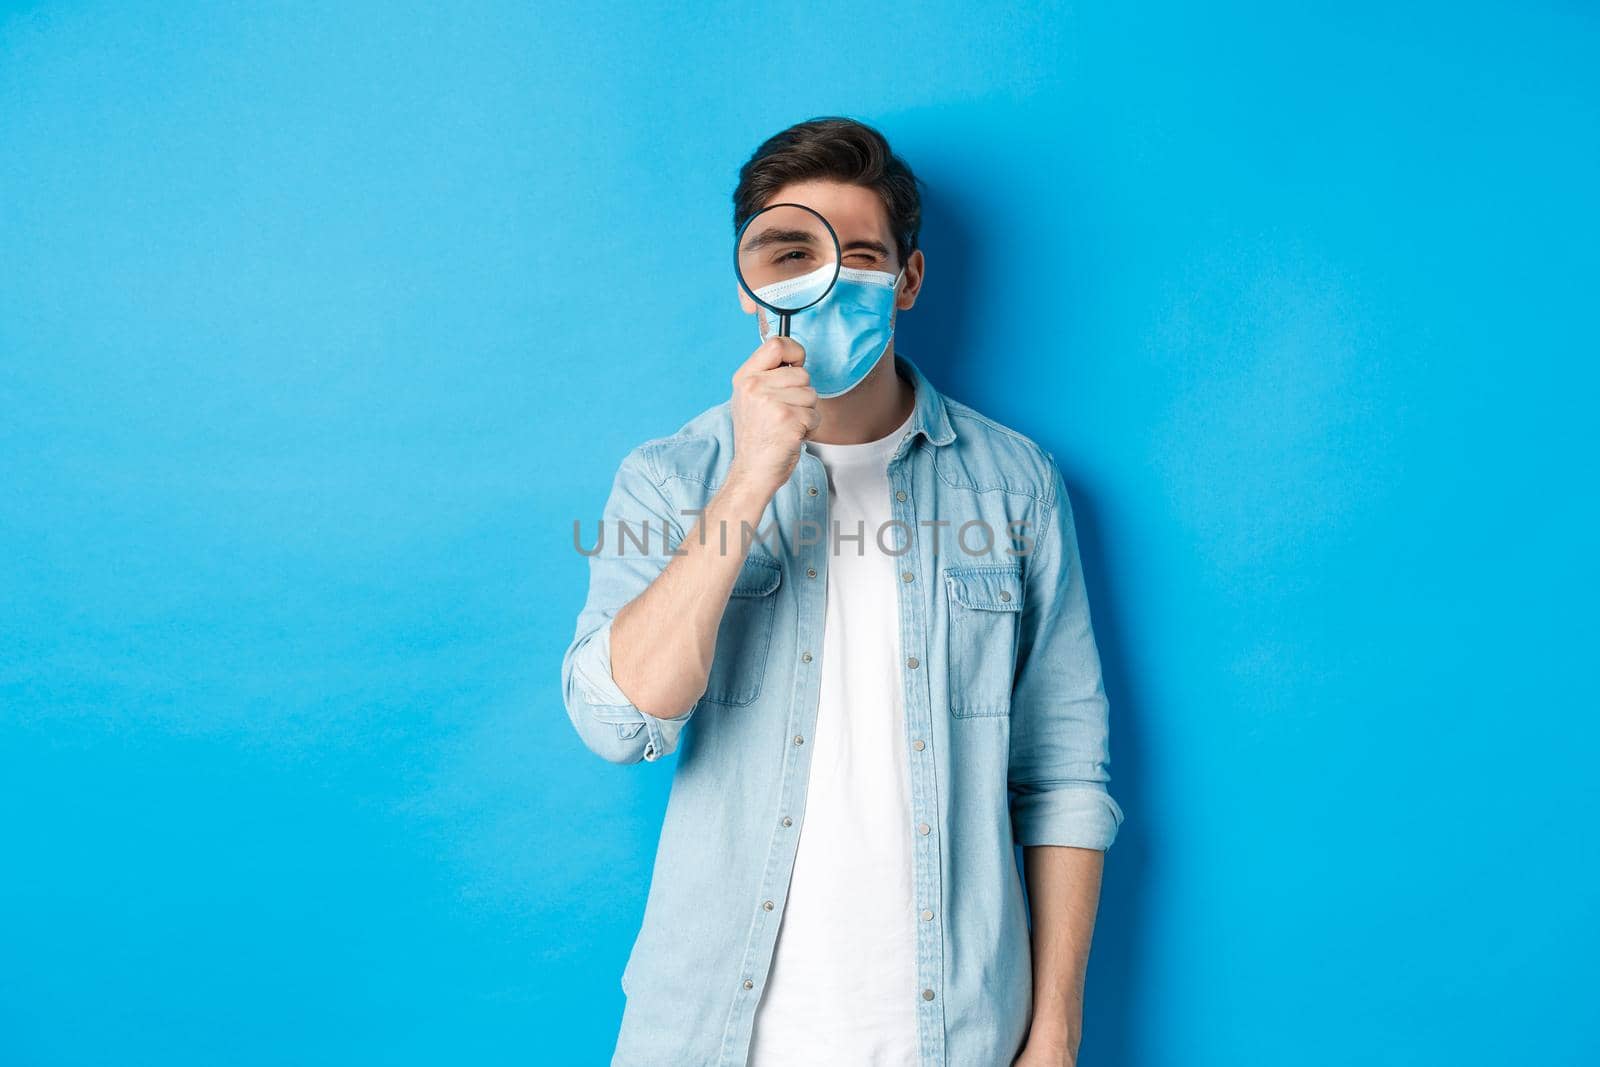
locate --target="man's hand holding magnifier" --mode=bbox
[728,337,820,500]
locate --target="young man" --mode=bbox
[562,117,1124,1067]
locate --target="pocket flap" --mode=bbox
[731,556,782,597]
[945,564,1023,612]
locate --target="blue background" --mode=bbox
[3,3,1596,1064]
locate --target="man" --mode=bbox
[561,117,1124,1067]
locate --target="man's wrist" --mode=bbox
[1017,1026,1076,1067]
[722,460,778,501]
[1025,1017,1080,1054]
[714,464,780,536]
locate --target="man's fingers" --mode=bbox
[741,336,805,375]
[761,363,812,389]
[766,385,819,409]
[770,337,806,367]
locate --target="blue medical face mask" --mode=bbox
[755,263,905,398]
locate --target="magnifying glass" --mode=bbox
[734,202,842,338]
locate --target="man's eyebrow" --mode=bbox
[841,238,892,257]
[740,228,819,253]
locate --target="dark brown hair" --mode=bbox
[732,117,922,267]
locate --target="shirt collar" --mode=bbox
[894,351,957,447]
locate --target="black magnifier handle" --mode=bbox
[778,313,792,338]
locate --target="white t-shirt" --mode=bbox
[747,405,920,1066]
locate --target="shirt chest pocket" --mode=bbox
[701,555,783,707]
[944,563,1024,719]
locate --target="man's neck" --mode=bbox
[809,347,915,445]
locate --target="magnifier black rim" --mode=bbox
[733,201,843,316]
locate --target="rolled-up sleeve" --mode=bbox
[561,445,701,765]
[1007,455,1125,850]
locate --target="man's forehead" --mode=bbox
[764,181,892,240]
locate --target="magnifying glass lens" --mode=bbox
[736,203,841,313]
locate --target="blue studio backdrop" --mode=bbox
[3,3,1596,1065]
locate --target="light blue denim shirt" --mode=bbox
[562,353,1124,1067]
